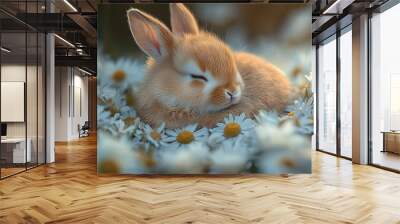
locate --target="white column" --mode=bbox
[46,1,56,163]
[46,33,55,163]
[352,14,369,164]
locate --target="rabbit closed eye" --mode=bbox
[127,3,293,128]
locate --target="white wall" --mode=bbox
[54,67,89,141]
[1,65,40,138]
[72,73,89,138]
[1,65,26,134]
[1,63,46,164]
[55,67,69,141]
[1,65,26,141]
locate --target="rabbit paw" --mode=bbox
[169,109,194,121]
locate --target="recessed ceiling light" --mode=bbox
[63,0,78,12]
[78,67,92,76]
[54,34,75,48]
[322,0,356,15]
[1,47,11,53]
[323,0,343,15]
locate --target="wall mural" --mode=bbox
[97,3,313,174]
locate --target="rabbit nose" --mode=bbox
[225,90,240,103]
[226,91,233,99]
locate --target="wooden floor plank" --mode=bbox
[0,135,400,224]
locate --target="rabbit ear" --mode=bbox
[170,3,199,36]
[127,8,174,60]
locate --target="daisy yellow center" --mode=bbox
[112,69,126,82]
[176,130,194,144]
[124,117,135,126]
[109,105,119,115]
[150,131,161,141]
[224,122,241,138]
[292,66,302,77]
[139,150,156,168]
[99,160,120,173]
[292,117,300,127]
[280,157,297,168]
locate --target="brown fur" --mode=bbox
[128,4,293,128]
[135,52,293,128]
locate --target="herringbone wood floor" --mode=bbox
[1,135,400,224]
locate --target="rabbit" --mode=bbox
[127,3,293,128]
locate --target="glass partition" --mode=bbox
[0,1,46,179]
[317,36,337,154]
[1,30,28,177]
[370,3,400,171]
[339,28,352,158]
[27,31,38,169]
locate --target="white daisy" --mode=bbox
[255,120,309,152]
[119,105,136,121]
[209,113,255,146]
[156,141,210,174]
[286,97,313,119]
[97,131,148,174]
[101,57,145,90]
[97,105,112,126]
[131,119,148,144]
[98,82,119,101]
[255,110,280,126]
[209,136,253,174]
[256,149,311,174]
[98,111,120,135]
[290,115,313,135]
[117,116,140,136]
[142,122,167,148]
[97,90,127,116]
[286,97,314,135]
[163,124,208,149]
[253,118,311,174]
